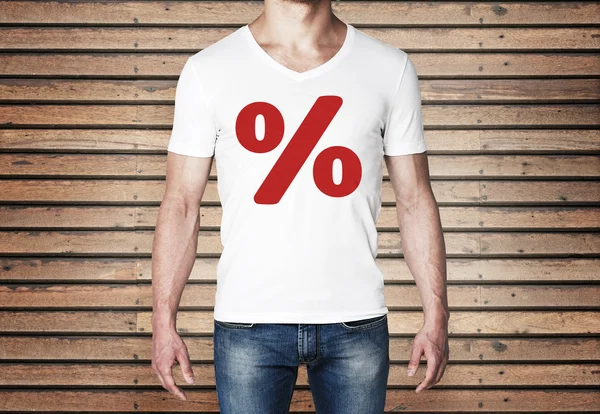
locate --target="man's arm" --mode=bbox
[151,151,213,401]
[385,151,449,393]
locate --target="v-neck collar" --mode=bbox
[241,22,355,82]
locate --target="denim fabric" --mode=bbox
[213,314,390,413]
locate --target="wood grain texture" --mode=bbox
[2,179,598,204]
[1,1,599,412]
[2,284,599,309]
[2,154,599,178]
[0,230,598,256]
[2,28,599,51]
[2,257,599,282]
[1,362,598,387]
[5,129,599,153]
[0,310,598,335]
[2,53,599,77]
[0,389,598,412]
[2,206,598,230]
[3,79,599,102]
[2,104,599,127]
[2,1,599,25]
[2,336,599,361]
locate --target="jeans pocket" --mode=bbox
[340,314,387,330]
[214,319,255,329]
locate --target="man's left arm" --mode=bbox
[385,151,449,393]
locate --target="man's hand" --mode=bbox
[151,326,195,401]
[407,316,449,392]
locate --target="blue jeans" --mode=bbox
[213,314,390,413]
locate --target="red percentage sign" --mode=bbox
[235,95,362,205]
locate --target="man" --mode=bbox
[151,0,449,412]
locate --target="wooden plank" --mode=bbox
[2,258,598,283]
[2,154,599,178]
[0,389,598,412]
[0,79,177,102]
[1,129,600,153]
[479,286,600,308]
[2,284,598,309]
[0,206,140,229]
[0,230,159,256]
[2,79,599,102]
[2,28,599,51]
[0,284,220,309]
[0,53,189,77]
[452,129,600,153]
[0,311,137,333]
[475,233,600,256]
[0,231,598,257]
[1,310,597,334]
[2,1,599,25]
[420,79,600,102]
[2,336,598,361]
[0,129,170,152]
[2,53,599,77]
[0,336,156,360]
[421,105,600,128]
[0,362,598,387]
[1,179,597,205]
[0,154,141,176]
[137,311,600,335]
[0,258,140,282]
[2,104,598,127]
[390,206,600,230]
[478,181,600,204]
[2,206,598,230]
[0,179,174,203]
[0,105,172,127]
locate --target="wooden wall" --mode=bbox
[0,1,599,412]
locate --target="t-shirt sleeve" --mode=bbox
[382,54,427,156]
[167,58,217,158]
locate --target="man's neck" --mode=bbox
[250,0,344,51]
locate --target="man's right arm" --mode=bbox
[151,151,213,401]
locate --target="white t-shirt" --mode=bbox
[167,22,427,323]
